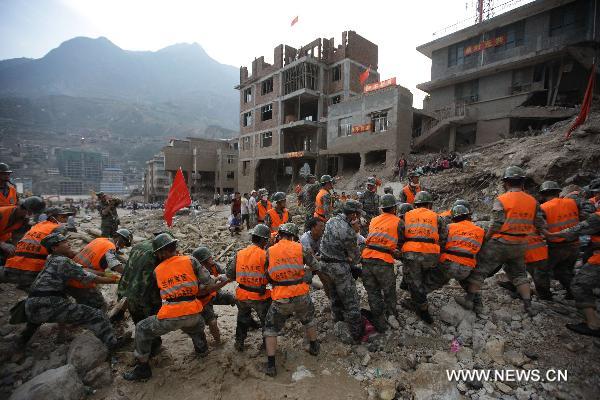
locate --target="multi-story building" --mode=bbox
[236,31,381,193]
[144,153,169,202]
[100,167,126,195]
[414,0,599,151]
[55,148,103,194]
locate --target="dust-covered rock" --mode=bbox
[67,332,108,375]
[9,364,84,400]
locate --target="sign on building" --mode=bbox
[464,35,506,56]
[352,123,372,134]
[364,77,397,93]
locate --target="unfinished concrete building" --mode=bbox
[143,153,169,202]
[236,31,381,193]
[414,0,600,152]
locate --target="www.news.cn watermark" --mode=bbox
[447,369,568,383]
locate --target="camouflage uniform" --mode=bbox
[425,260,472,292]
[359,190,380,235]
[263,245,319,337]
[117,240,161,323]
[23,254,118,347]
[199,262,236,323]
[134,257,212,363]
[226,253,272,345]
[100,199,119,238]
[319,213,363,340]
[300,183,320,223]
[555,212,600,310]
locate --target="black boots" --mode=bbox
[123,363,152,381]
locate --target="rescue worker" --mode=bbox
[455,166,546,316]
[2,207,73,288]
[398,203,414,220]
[536,180,593,299]
[123,234,222,381]
[299,174,320,223]
[549,210,600,337]
[263,223,320,377]
[400,191,444,323]
[256,189,272,224]
[359,177,380,236]
[98,192,120,238]
[0,197,46,263]
[0,163,18,206]
[588,181,600,209]
[319,200,364,342]
[264,192,289,237]
[425,205,485,299]
[300,217,325,256]
[226,224,272,352]
[361,194,402,332]
[399,171,422,204]
[67,229,132,310]
[314,175,334,222]
[439,199,471,223]
[16,233,122,349]
[192,246,235,346]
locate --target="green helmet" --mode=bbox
[20,196,46,213]
[320,175,333,184]
[115,228,133,246]
[451,204,471,220]
[414,191,433,205]
[152,233,178,253]
[380,194,400,209]
[398,203,414,216]
[0,163,12,173]
[278,222,299,237]
[366,177,376,186]
[258,188,268,196]
[343,199,363,214]
[503,166,525,180]
[192,246,212,263]
[44,207,74,217]
[383,186,393,194]
[41,232,68,252]
[539,181,561,193]
[453,199,471,209]
[271,192,286,203]
[408,171,420,178]
[250,224,271,240]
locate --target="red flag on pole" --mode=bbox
[359,65,370,85]
[565,63,596,139]
[163,168,191,227]
[291,16,299,27]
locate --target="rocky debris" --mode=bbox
[291,365,314,382]
[333,321,355,345]
[439,299,475,327]
[409,362,460,400]
[67,332,108,376]
[30,347,67,377]
[82,364,112,388]
[484,338,505,364]
[8,365,84,400]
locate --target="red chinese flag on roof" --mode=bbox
[291,16,299,27]
[565,63,596,139]
[163,168,191,227]
[359,65,370,85]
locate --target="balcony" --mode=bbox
[413,101,473,149]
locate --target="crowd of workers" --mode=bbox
[0,159,599,382]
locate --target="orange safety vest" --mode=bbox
[541,197,579,244]
[491,191,537,244]
[155,255,203,319]
[199,262,220,306]
[314,188,331,221]
[5,221,59,272]
[267,239,308,300]
[362,213,401,264]
[0,206,23,242]
[266,208,289,234]
[68,238,116,289]
[0,185,17,206]
[586,210,600,265]
[402,184,421,205]
[257,201,272,222]
[401,207,440,254]
[235,244,271,301]
[439,209,452,218]
[524,234,548,264]
[440,220,485,268]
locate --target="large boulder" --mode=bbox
[9,364,84,400]
[409,363,461,400]
[83,364,112,388]
[439,300,475,327]
[67,332,108,375]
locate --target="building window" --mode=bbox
[448,38,478,67]
[261,104,273,121]
[242,136,251,150]
[455,80,479,103]
[244,87,252,103]
[226,171,235,180]
[261,78,273,95]
[227,155,235,164]
[372,112,389,133]
[243,111,252,127]
[261,131,272,147]
[332,65,341,82]
[283,62,319,95]
[549,2,587,36]
[332,95,341,104]
[242,161,250,176]
[338,117,352,137]
[494,21,524,52]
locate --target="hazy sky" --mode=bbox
[0,0,533,107]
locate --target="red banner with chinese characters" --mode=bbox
[351,123,372,134]
[464,35,506,56]
[364,77,396,93]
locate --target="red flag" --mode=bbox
[163,168,191,227]
[566,63,596,139]
[359,65,370,85]
[291,16,299,26]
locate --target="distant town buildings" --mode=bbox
[100,167,126,194]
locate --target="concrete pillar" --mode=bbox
[291,159,298,183]
[337,156,344,175]
[448,126,457,152]
[359,153,366,171]
[343,60,350,100]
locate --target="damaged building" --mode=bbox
[413,0,600,152]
